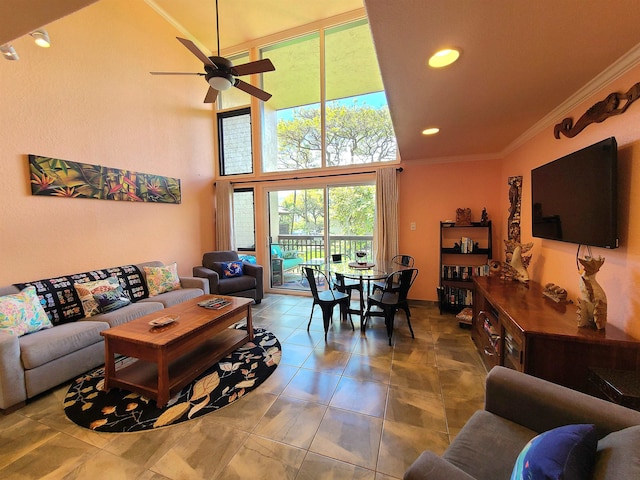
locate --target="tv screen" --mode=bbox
[531,137,618,249]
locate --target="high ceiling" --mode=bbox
[4,1,640,162]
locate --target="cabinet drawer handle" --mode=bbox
[483,347,495,356]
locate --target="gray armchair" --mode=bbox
[404,366,640,480]
[193,251,263,304]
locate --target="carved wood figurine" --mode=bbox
[577,256,607,330]
[501,239,533,284]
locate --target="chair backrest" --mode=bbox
[382,268,418,301]
[392,254,415,267]
[304,267,321,298]
[203,251,240,269]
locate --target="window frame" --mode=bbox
[218,107,253,176]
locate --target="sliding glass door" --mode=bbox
[267,183,375,291]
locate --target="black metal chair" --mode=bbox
[333,272,365,319]
[372,254,415,294]
[364,268,419,345]
[305,267,353,341]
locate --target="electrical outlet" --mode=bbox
[410,222,416,231]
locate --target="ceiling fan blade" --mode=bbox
[150,72,203,76]
[234,79,272,102]
[176,37,215,68]
[204,86,219,103]
[231,58,276,76]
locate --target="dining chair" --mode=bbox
[364,268,419,345]
[304,267,354,341]
[333,272,365,319]
[372,254,415,294]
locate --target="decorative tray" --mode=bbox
[148,314,179,327]
[348,261,375,269]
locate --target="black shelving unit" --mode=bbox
[438,221,492,322]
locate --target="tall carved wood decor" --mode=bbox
[554,81,640,139]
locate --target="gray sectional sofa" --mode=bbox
[0,261,208,411]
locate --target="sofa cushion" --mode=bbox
[0,286,53,337]
[143,262,182,296]
[592,425,640,480]
[90,301,164,328]
[219,261,244,278]
[443,410,537,480]
[215,275,256,295]
[139,288,204,308]
[74,277,121,317]
[19,321,108,369]
[510,424,597,480]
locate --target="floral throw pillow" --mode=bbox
[0,286,53,336]
[220,261,244,278]
[75,277,121,318]
[144,262,182,297]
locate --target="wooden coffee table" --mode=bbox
[101,295,253,407]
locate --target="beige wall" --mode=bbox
[398,158,503,303]
[0,0,215,284]
[498,64,640,338]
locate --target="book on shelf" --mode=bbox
[441,264,490,280]
[441,285,473,307]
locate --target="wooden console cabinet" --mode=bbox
[472,276,640,393]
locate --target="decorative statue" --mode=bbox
[501,239,533,284]
[577,256,607,330]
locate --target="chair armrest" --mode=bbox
[192,266,220,293]
[179,276,209,294]
[0,332,27,410]
[485,366,640,437]
[403,451,475,480]
[242,263,264,302]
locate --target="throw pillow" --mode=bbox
[0,286,53,336]
[510,424,597,480]
[282,250,299,259]
[220,261,244,278]
[144,262,182,296]
[75,277,121,317]
[93,285,131,313]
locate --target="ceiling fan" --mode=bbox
[150,1,275,103]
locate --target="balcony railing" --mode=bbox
[276,235,373,262]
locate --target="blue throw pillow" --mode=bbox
[93,286,131,314]
[221,261,244,278]
[511,424,597,480]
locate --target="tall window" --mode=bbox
[260,19,396,173]
[218,108,252,176]
[233,188,255,250]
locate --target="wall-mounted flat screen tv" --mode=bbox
[531,137,618,249]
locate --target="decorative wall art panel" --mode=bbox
[28,155,181,204]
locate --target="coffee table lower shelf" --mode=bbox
[108,328,249,403]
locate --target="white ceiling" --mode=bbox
[4,0,640,163]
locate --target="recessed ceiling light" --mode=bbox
[30,30,51,48]
[0,44,19,60]
[428,48,460,68]
[422,127,440,136]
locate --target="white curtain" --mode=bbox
[374,167,399,265]
[215,181,235,251]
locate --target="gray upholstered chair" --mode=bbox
[193,251,263,304]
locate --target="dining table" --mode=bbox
[325,259,403,331]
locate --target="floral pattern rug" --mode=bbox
[63,327,280,433]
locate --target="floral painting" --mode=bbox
[28,154,181,204]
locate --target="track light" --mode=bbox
[30,29,51,48]
[1,44,19,60]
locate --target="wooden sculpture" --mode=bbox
[554,81,640,139]
[501,240,533,284]
[577,256,607,330]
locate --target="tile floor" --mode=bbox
[0,294,487,480]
